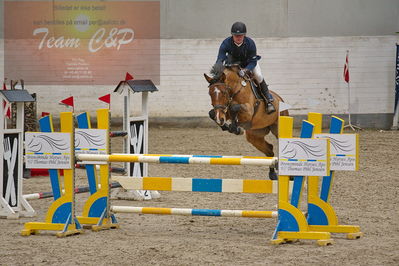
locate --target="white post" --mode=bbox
[0,94,11,217]
[142,92,148,177]
[344,50,361,131]
[123,92,130,171]
[0,95,35,218]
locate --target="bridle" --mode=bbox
[209,82,243,112]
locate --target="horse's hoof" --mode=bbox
[221,124,229,131]
[228,125,243,135]
[269,172,278,180]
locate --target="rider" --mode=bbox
[216,22,275,114]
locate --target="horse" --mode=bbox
[204,63,289,180]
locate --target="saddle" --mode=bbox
[241,71,262,100]
[224,63,263,100]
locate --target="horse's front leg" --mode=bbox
[228,104,244,135]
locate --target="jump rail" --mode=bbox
[76,154,278,167]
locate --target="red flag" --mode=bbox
[125,72,134,81]
[98,94,111,104]
[60,96,74,108]
[343,53,350,83]
[41,112,50,117]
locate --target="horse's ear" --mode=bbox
[204,73,213,84]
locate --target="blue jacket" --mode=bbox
[216,36,260,70]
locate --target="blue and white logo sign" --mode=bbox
[25,132,72,169]
[278,138,330,176]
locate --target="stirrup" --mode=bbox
[266,102,276,114]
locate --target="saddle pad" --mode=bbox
[249,80,263,100]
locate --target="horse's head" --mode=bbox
[205,80,230,126]
[204,63,244,126]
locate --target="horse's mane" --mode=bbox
[210,63,240,84]
[210,63,225,80]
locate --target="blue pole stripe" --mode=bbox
[159,156,190,164]
[192,179,222,192]
[192,209,222,216]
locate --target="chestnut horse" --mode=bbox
[204,64,288,180]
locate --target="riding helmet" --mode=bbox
[231,22,247,35]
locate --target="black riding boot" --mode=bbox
[259,80,275,114]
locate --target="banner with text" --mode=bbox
[314,133,359,171]
[25,132,72,169]
[4,1,160,85]
[75,128,107,165]
[278,138,330,176]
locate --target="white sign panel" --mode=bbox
[278,138,330,176]
[25,132,72,169]
[75,129,107,165]
[314,133,358,171]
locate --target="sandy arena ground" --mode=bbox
[1,126,398,265]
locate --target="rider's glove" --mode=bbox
[238,69,247,78]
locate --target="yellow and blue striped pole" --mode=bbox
[77,154,277,167]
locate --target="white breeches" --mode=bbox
[252,64,264,83]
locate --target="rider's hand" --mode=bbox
[238,69,247,78]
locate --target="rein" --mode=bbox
[209,82,243,111]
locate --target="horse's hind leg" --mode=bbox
[245,128,278,180]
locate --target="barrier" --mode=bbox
[22,112,83,237]
[21,108,362,245]
[74,113,340,245]
[114,79,159,200]
[77,154,277,166]
[305,113,362,239]
[0,89,35,219]
[22,109,120,236]
[111,206,278,218]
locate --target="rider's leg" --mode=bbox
[253,64,275,114]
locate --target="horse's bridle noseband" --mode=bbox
[209,82,242,112]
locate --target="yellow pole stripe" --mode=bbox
[142,207,172,215]
[143,177,172,191]
[210,158,242,165]
[242,211,274,218]
[109,154,139,162]
[243,180,273,193]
